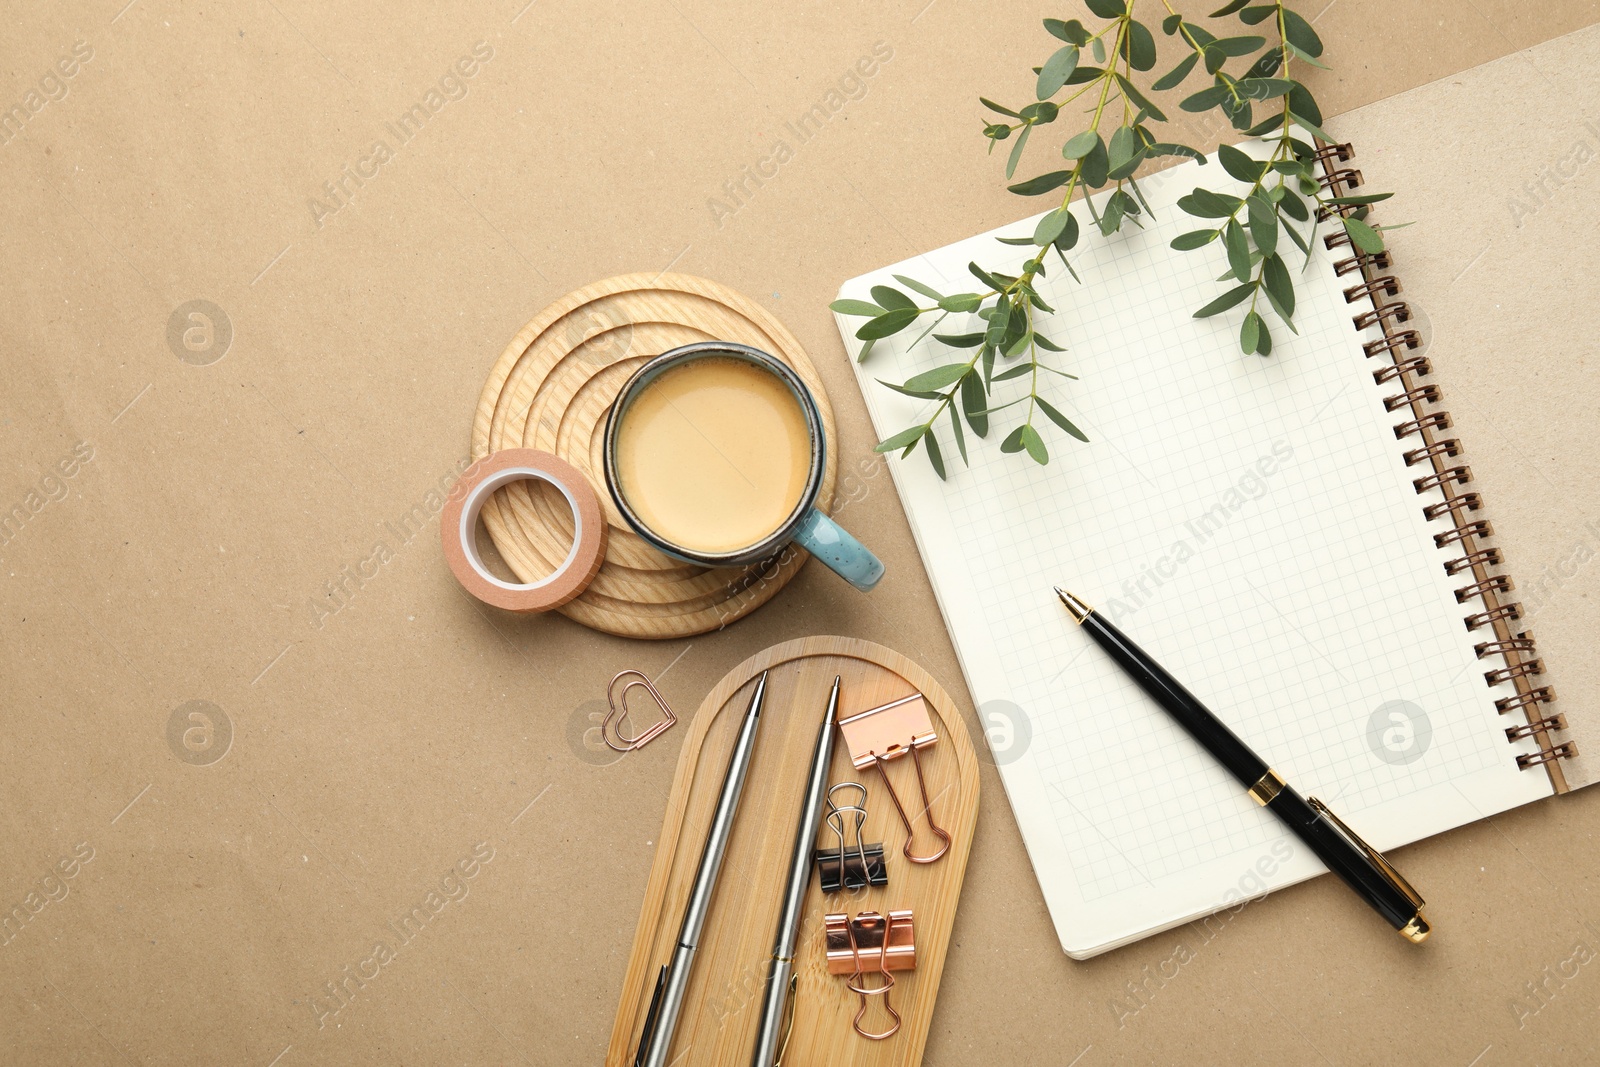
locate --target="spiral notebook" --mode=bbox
[833,134,1589,958]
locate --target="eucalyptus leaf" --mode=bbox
[1281,8,1325,57]
[947,399,967,464]
[1171,228,1218,250]
[938,292,984,312]
[1181,84,1233,112]
[856,307,918,340]
[1240,309,1261,354]
[1247,192,1278,255]
[904,362,975,392]
[1343,215,1385,254]
[830,299,882,317]
[1009,169,1073,196]
[1153,52,1199,90]
[1261,252,1295,320]
[876,379,944,400]
[961,371,989,437]
[1021,424,1049,464]
[1000,424,1027,453]
[1218,142,1267,183]
[1037,46,1080,98]
[1193,282,1255,318]
[894,275,946,301]
[1005,122,1033,179]
[874,425,924,454]
[1062,130,1101,160]
[871,285,915,311]
[1224,219,1251,282]
[1037,398,1089,441]
[935,331,986,348]
[1084,0,1124,19]
[1122,19,1157,71]
[924,429,946,479]
[980,97,1020,118]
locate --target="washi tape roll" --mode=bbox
[441,449,607,613]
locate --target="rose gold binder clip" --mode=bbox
[837,693,952,864]
[824,909,916,1041]
[601,670,676,753]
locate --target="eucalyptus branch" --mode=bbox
[831,0,1395,479]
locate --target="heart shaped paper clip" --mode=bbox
[602,670,677,752]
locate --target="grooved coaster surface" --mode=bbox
[470,274,839,638]
[606,637,980,1067]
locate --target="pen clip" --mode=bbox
[774,972,797,1067]
[1307,796,1425,910]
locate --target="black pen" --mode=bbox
[1055,588,1429,943]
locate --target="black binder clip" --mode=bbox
[813,783,888,893]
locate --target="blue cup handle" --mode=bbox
[793,509,885,592]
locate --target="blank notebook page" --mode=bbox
[835,140,1552,959]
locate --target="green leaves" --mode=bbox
[1062,130,1100,160]
[1217,142,1267,182]
[1194,283,1255,318]
[856,308,917,340]
[903,363,973,392]
[871,284,916,311]
[1037,46,1080,99]
[1037,398,1088,441]
[1178,186,1240,217]
[867,0,1398,465]
[939,292,985,313]
[1247,191,1277,255]
[1343,214,1385,254]
[1033,207,1073,246]
[1044,17,1091,46]
[1005,122,1032,179]
[961,372,988,437]
[1280,7,1324,57]
[1009,170,1073,196]
[1240,310,1271,355]
[1171,228,1218,251]
[1153,52,1199,90]
[1222,219,1251,282]
[1121,19,1157,71]
[1260,252,1294,321]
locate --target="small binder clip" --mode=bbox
[812,783,888,893]
[838,693,952,864]
[602,670,677,753]
[824,910,916,1041]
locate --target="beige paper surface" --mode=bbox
[3,3,1599,1064]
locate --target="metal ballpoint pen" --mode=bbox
[634,671,770,1067]
[1055,588,1431,943]
[750,676,841,1067]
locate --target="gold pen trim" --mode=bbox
[1308,795,1429,943]
[1054,587,1093,624]
[1248,769,1286,806]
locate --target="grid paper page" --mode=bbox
[835,139,1553,958]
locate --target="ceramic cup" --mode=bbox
[602,341,885,592]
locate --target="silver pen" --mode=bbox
[750,675,840,1067]
[635,671,770,1067]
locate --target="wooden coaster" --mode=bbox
[470,274,838,639]
[606,636,980,1067]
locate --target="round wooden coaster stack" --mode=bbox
[470,273,838,639]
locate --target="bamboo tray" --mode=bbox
[606,636,980,1066]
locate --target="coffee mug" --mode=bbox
[602,341,884,592]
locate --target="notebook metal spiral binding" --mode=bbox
[1312,141,1577,785]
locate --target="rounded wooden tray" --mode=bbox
[606,636,980,1067]
[470,274,839,639]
